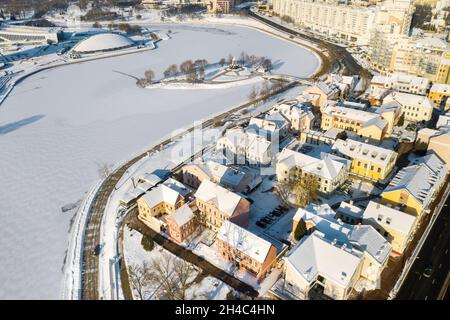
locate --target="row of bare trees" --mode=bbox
[247,80,286,104]
[128,252,198,300]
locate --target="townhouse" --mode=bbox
[182,160,255,193]
[276,148,349,195]
[194,180,250,232]
[301,82,341,108]
[248,112,290,141]
[321,103,389,142]
[369,74,431,102]
[137,178,191,230]
[382,91,435,123]
[429,83,450,110]
[331,138,398,181]
[268,101,315,132]
[428,129,450,171]
[216,127,275,166]
[362,201,417,255]
[381,154,447,217]
[217,221,278,282]
[278,204,392,300]
[165,204,198,244]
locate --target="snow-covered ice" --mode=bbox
[0,24,319,299]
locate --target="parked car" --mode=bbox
[256,221,267,228]
[423,263,433,278]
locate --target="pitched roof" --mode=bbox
[277,148,345,180]
[332,139,397,167]
[383,154,447,205]
[167,204,195,227]
[194,180,245,216]
[363,201,416,236]
[218,221,273,264]
[295,205,392,265]
[285,232,363,287]
[141,183,183,208]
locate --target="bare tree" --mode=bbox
[248,86,259,102]
[144,69,155,83]
[276,168,320,208]
[219,58,226,67]
[262,58,273,71]
[97,162,113,179]
[149,252,197,300]
[180,60,195,75]
[128,262,152,300]
[163,64,178,78]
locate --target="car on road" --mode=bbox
[93,244,104,256]
[289,35,294,39]
[423,263,433,278]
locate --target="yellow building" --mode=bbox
[301,83,340,108]
[436,53,450,85]
[383,91,435,122]
[137,179,189,228]
[429,83,450,110]
[331,138,398,181]
[381,154,447,217]
[362,201,417,255]
[428,130,450,171]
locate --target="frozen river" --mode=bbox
[0,24,319,299]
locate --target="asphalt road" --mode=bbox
[396,188,450,300]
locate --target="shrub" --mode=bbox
[141,234,154,252]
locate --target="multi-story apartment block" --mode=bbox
[272,0,413,45]
[276,148,349,195]
[369,30,450,83]
[382,91,435,122]
[217,221,278,282]
[194,180,250,232]
[331,138,398,181]
[381,154,447,217]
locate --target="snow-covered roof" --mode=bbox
[277,148,345,181]
[293,203,336,221]
[383,154,447,206]
[285,231,363,288]
[383,92,435,111]
[195,180,244,216]
[140,183,183,208]
[332,138,397,167]
[371,74,430,89]
[139,172,163,186]
[163,178,191,198]
[363,201,416,236]
[348,225,391,265]
[72,33,135,53]
[295,206,392,265]
[430,83,450,94]
[167,204,195,227]
[322,104,381,125]
[270,101,314,121]
[218,221,273,264]
[337,202,364,219]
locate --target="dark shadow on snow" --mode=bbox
[0,114,45,135]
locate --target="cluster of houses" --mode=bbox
[125,72,449,300]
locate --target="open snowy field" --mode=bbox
[0,23,319,299]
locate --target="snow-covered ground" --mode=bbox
[0,23,319,299]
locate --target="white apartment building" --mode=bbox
[268,101,315,132]
[369,74,431,100]
[383,91,435,122]
[216,127,275,165]
[276,148,349,195]
[272,0,413,45]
